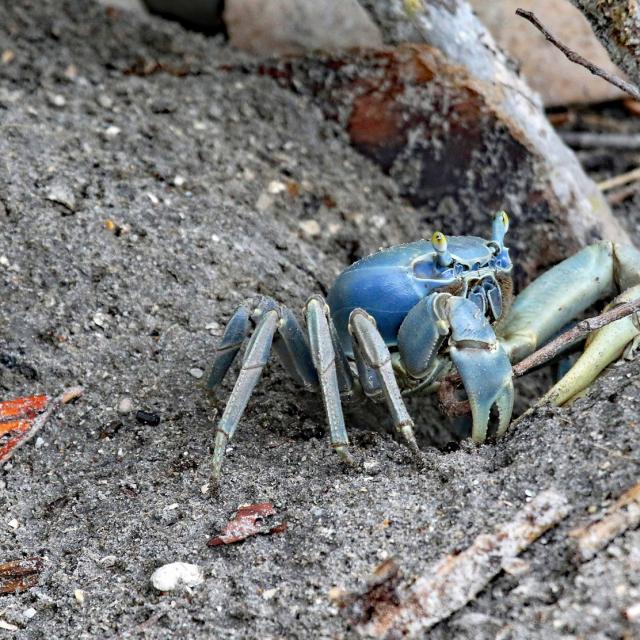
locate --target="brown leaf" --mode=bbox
[208,503,287,546]
[0,557,43,595]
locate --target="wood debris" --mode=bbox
[208,503,287,546]
[336,490,569,638]
[570,481,640,563]
[0,557,44,595]
[0,387,83,463]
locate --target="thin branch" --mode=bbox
[597,167,640,192]
[561,131,640,151]
[438,298,640,417]
[512,297,640,377]
[516,8,640,102]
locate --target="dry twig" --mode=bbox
[597,167,640,192]
[570,481,640,562]
[561,131,640,151]
[516,9,640,101]
[337,490,569,638]
[511,298,640,377]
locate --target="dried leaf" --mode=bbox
[208,503,287,546]
[0,387,83,463]
[0,557,44,595]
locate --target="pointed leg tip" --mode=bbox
[334,444,356,467]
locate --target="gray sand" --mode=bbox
[1,2,639,638]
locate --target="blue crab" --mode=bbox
[208,212,640,485]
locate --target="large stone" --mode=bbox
[257,42,628,283]
[470,0,625,106]
[224,0,383,56]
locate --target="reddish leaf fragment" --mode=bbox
[0,557,43,595]
[0,395,48,421]
[208,502,287,546]
[0,387,83,463]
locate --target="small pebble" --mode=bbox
[47,93,66,108]
[117,397,133,415]
[267,180,286,195]
[104,125,121,138]
[93,312,108,328]
[262,587,278,600]
[135,410,160,426]
[45,184,76,211]
[189,367,204,379]
[173,175,186,187]
[99,555,117,567]
[298,219,321,237]
[625,601,640,623]
[0,621,18,631]
[96,94,113,109]
[74,589,85,604]
[151,562,204,592]
[23,608,36,620]
[7,518,19,530]
[35,437,44,449]
[256,193,273,211]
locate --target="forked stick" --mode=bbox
[515,8,640,101]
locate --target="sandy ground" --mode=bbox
[1,2,640,638]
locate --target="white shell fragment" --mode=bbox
[151,562,204,592]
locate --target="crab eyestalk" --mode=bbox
[431,231,453,268]
[492,211,509,248]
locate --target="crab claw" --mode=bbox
[446,297,514,442]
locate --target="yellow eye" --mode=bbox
[431,231,447,252]
[403,0,422,16]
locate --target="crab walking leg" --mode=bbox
[211,310,279,486]
[498,242,640,362]
[272,306,319,390]
[305,296,355,465]
[207,305,251,389]
[208,298,319,391]
[348,309,421,455]
[542,284,640,406]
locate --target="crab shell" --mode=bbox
[327,236,513,357]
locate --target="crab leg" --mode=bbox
[211,309,279,487]
[208,297,318,391]
[305,296,354,464]
[498,241,640,405]
[207,305,252,390]
[348,309,421,455]
[498,242,640,362]
[541,284,640,405]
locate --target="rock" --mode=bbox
[258,43,628,282]
[189,367,204,379]
[469,0,625,106]
[298,219,321,238]
[151,562,204,591]
[45,183,76,211]
[117,397,133,415]
[224,0,383,56]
